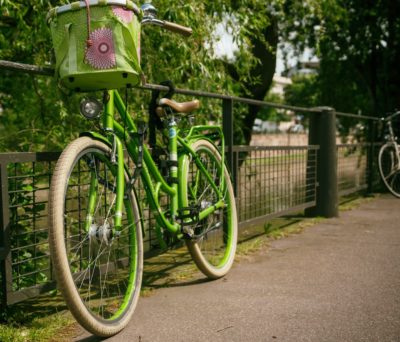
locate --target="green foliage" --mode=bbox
[284,74,320,109]
[0,1,90,151]
[280,0,400,117]
[0,2,278,304]
[8,162,52,290]
[0,72,89,151]
[0,1,57,63]
[0,309,74,342]
[140,1,223,91]
[257,92,289,122]
[0,0,278,151]
[2,0,398,150]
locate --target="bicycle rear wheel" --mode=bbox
[378,143,400,198]
[181,139,238,279]
[49,137,143,337]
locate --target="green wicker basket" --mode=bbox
[47,0,142,91]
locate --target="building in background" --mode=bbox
[271,74,292,96]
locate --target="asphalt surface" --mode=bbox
[76,195,400,342]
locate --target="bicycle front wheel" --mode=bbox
[378,143,400,198]
[181,139,238,279]
[49,137,143,337]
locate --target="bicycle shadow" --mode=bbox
[75,335,106,342]
[73,249,212,341]
[141,246,212,290]
[73,215,311,341]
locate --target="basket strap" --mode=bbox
[84,0,93,47]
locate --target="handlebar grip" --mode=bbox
[384,110,400,121]
[163,21,193,37]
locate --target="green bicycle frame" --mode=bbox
[83,89,227,242]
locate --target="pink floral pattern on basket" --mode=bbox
[85,28,116,70]
[112,6,134,23]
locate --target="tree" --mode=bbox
[257,92,286,122]
[284,74,320,109]
[280,0,400,117]
[220,1,278,145]
[0,1,278,151]
[0,1,86,151]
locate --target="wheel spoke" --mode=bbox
[379,144,400,197]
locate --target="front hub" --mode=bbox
[89,221,113,245]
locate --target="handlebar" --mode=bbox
[162,20,193,37]
[383,111,400,122]
[141,18,192,36]
[141,3,192,37]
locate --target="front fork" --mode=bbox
[84,135,125,232]
[393,143,400,170]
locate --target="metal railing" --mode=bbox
[233,145,318,227]
[0,60,383,306]
[0,145,320,305]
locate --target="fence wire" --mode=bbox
[7,160,54,294]
[337,143,381,196]
[233,146,318,226]
[0,145,320,303]
[337,144,368,195]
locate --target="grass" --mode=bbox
[0,193,376,341]
[338,192,378,211]
[0,314,77,342]
[0,293,77,342]
[235,214,325,260]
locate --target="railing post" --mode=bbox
[0,161,11,308]
[222,99,237,194]
[306,107,339,217]
[306,112,318,206]
[367,120,376,194]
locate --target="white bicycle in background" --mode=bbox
[378,111,400,198]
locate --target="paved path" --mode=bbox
[76,195,400,342]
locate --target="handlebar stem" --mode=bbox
[141,3,158,20]
[140,3,192,36]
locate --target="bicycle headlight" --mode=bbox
[80,98,103,120]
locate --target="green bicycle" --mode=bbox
[48,1,237,337]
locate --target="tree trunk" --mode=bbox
[227,15,278,146]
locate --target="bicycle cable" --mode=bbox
[123,87,129,144]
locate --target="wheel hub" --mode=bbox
[200,200,212,210]
[89,221,113,245]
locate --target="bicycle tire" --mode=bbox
[378,143,400,198]
[49,137,143,337]
[181,139,238,279]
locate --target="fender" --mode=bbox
[177,136,225,211]
[80,131,112,147]
[183,125,224,151]
[79,131,146,237]
[179,135,225,172]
